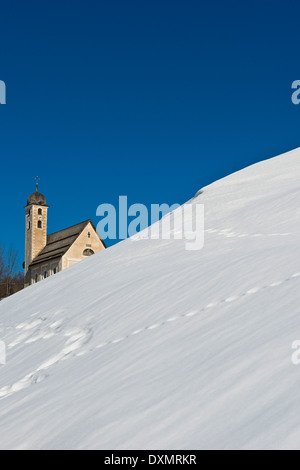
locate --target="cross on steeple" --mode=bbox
[35,176,40,192]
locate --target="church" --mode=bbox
[24,183,106,287]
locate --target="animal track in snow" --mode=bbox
[78,270,300,359]
[206,228,292,240]
[1,271,300,401]
[0,321,92,400]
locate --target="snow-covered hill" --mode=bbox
[1,148,300,450]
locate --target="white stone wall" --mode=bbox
[30,260,60,285]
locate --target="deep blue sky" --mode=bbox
[1,0,300,269]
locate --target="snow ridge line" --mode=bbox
[0,271,299,400]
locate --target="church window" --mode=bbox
[38,209,42,216]
[83,249,95,256]
[88,232,91,238]
[38,221,42,229]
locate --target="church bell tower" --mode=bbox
[24,179,49,286]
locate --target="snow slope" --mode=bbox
[1,148,300,450]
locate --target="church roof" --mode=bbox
[27,191,47,207]
[29,220,99,267]
[27,182,47,207]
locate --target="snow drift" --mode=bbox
[1,148,300,450]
